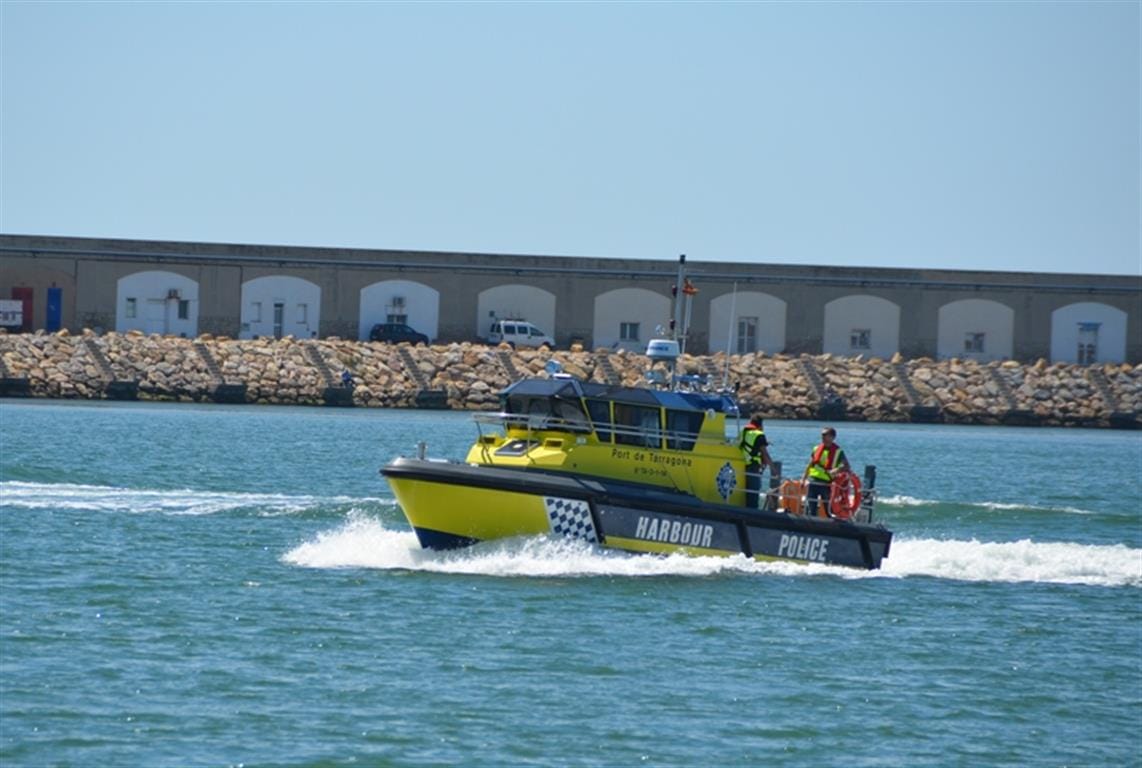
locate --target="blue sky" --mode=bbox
[1,1,1138,275]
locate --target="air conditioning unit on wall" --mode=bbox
[167,288,181,300]
[391,296,406,308]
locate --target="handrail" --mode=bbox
[472,411,733,450]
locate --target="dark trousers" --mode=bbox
[806,480,831,517]
[745,463,762,509]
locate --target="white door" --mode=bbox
[1077,323,1099,365]
[144,299,167,334]
[737,317,757,354]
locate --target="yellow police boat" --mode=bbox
[381,341,893,570]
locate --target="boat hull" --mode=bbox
[382,457,892,570]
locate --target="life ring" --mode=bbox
[829,471,862,520]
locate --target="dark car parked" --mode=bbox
[369,323,430,345]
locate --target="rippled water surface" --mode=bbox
[1,400,1139,767]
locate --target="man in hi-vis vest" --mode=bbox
[802,426,851,517]
[738,414,772,509]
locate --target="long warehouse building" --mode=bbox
[1,234,1139,364]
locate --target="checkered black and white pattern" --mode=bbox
[544,497,598,544]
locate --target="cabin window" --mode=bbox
[125,298,137,319]
[552,398,590,431]
[614,403,661,448]
[586,399,613,443]
[665,410,704,451]
[505,394,591,433]
[620,322,640,342]
[177,300,190,320]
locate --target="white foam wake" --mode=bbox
[283,517,1141,588]
[880,537,1141,586]
[878,494,1097,516]
[0,480,387,517]
[878,494,939,507]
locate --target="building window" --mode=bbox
[387,313,408,324]
[177,300,190,320]
[964,332,985,354]
[251,302,262,323]
[737,317,758,354]
[125,298,137,318]
[297,303,308,323]
[620,322,640,342]
[850,329,871,350]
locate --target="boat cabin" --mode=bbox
[495,378,739,452]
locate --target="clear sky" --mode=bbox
[1,1,1138,276]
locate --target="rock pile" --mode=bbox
[1,330,1138,428]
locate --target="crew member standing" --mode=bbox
[802,427,851,517]
[739,414,772,509]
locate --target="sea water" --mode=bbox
[0,400,1139,767]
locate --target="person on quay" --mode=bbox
[802,426,851,518]
[739,414,773,509]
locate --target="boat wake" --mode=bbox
[284,514,1141,588]
[879,494,1100,516]
[0,480,391,518]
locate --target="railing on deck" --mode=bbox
[471,411,733,451]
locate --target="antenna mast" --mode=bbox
[671,254,686,344]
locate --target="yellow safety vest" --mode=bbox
[740,427,765,465]
[807,443,843,482]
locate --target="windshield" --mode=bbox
[504,393,591,433]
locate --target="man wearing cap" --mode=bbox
[738,414,772,509]
[802,427,851,518]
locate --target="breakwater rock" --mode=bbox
[1,330,1139,428]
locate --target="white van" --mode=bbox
[487,320,554,349]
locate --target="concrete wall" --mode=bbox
[359,280,440,342]
[116,270,200,337]
[1,234,1139,363]
[1050,302,1129,364]
[239,276,321,340]
[823,295,901,359]
[937,299,1015,362]
[708,291,787,354]
[593,287,672,352]
[476,285,556,342]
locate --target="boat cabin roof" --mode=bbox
[502,378,738,415]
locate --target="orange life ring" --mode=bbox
[829,471,862,520]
